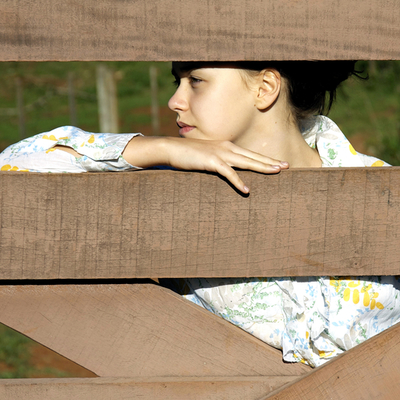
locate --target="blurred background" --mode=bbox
[0,60,399,378]
[1,61,400,163]
[0,61,180,155]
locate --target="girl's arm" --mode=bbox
[121,136,288,194]
[1,128,287,193]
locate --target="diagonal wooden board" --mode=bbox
[1,0,399,61]
[1,168,400,279]
[0,376,296,400]
[264,320,400,399]
[0,283,309,378]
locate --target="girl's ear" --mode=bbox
[254,69,281,111]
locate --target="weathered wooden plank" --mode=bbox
[1,0,399,61]
[0,376,296,400]
[0,284,309,377]
[264,320,400,399]
[1,168,400,279]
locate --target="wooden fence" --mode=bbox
[1,0,400,398]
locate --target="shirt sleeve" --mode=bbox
[0,126,142,173]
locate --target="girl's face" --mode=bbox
[168,63,260,145]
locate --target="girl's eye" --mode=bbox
[189,76,202,86]
[173,78,180,88]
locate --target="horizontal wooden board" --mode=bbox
[1,168,400,279]
[0,376,295,400]
[0,0,400,61]
[0,284,309,378]
[265,321,400,399]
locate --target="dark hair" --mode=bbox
[235,61,363,121]
[172,61,363,122]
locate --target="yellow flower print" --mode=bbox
[330,277,359,294]
[292,353,308,365]
[329,277,345,293]
[46,148,56,153]
[348,280,360,288]
[353,289,360,304]
[341,280,384,310]
[361,284,373,293]
[318,350,335,358]
[361,284,372,306]
[370,293,384,310]
[1,164,28,172]
[42,134,57,141]
[363,291,370,307]
[371,160,384,167]
[349,144,357,155]
[88,135,95,144]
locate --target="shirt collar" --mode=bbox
[300,116,365,167]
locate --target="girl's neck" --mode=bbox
[234,108,322,168]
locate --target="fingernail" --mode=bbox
[272,165,281,170]
[243,186,250,193]
[280,161,289,166]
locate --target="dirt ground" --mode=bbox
[28,344,97,378]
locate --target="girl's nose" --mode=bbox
[168,86,188,112]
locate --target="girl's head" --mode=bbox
[168,61,360,149]
[234,61,360,122]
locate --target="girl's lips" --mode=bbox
[177,123,195,137]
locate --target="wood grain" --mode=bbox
[1,168,400,279]
[0,284,309,377]
[0,376,296,400]
[0,0,399,61]
[264,320,400,399]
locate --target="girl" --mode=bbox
[1,61,399,367]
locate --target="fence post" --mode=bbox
[96,64,119,133]
[15,77,26,140]
[68,72,78,127]
[150,65,160,135]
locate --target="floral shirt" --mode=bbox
[180,117,396,367]
[0,116,397,367]
[0,126,141,173]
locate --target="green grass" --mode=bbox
[0,324,32,378]
[329,61,400,165]
[0,324,72,379]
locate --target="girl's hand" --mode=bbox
[123,136,289,194]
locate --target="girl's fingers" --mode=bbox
[224,152,284,174]
[212,151,287,193]
[165,138,289,192]
[228,143,288,168]
[213,162,249,193]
